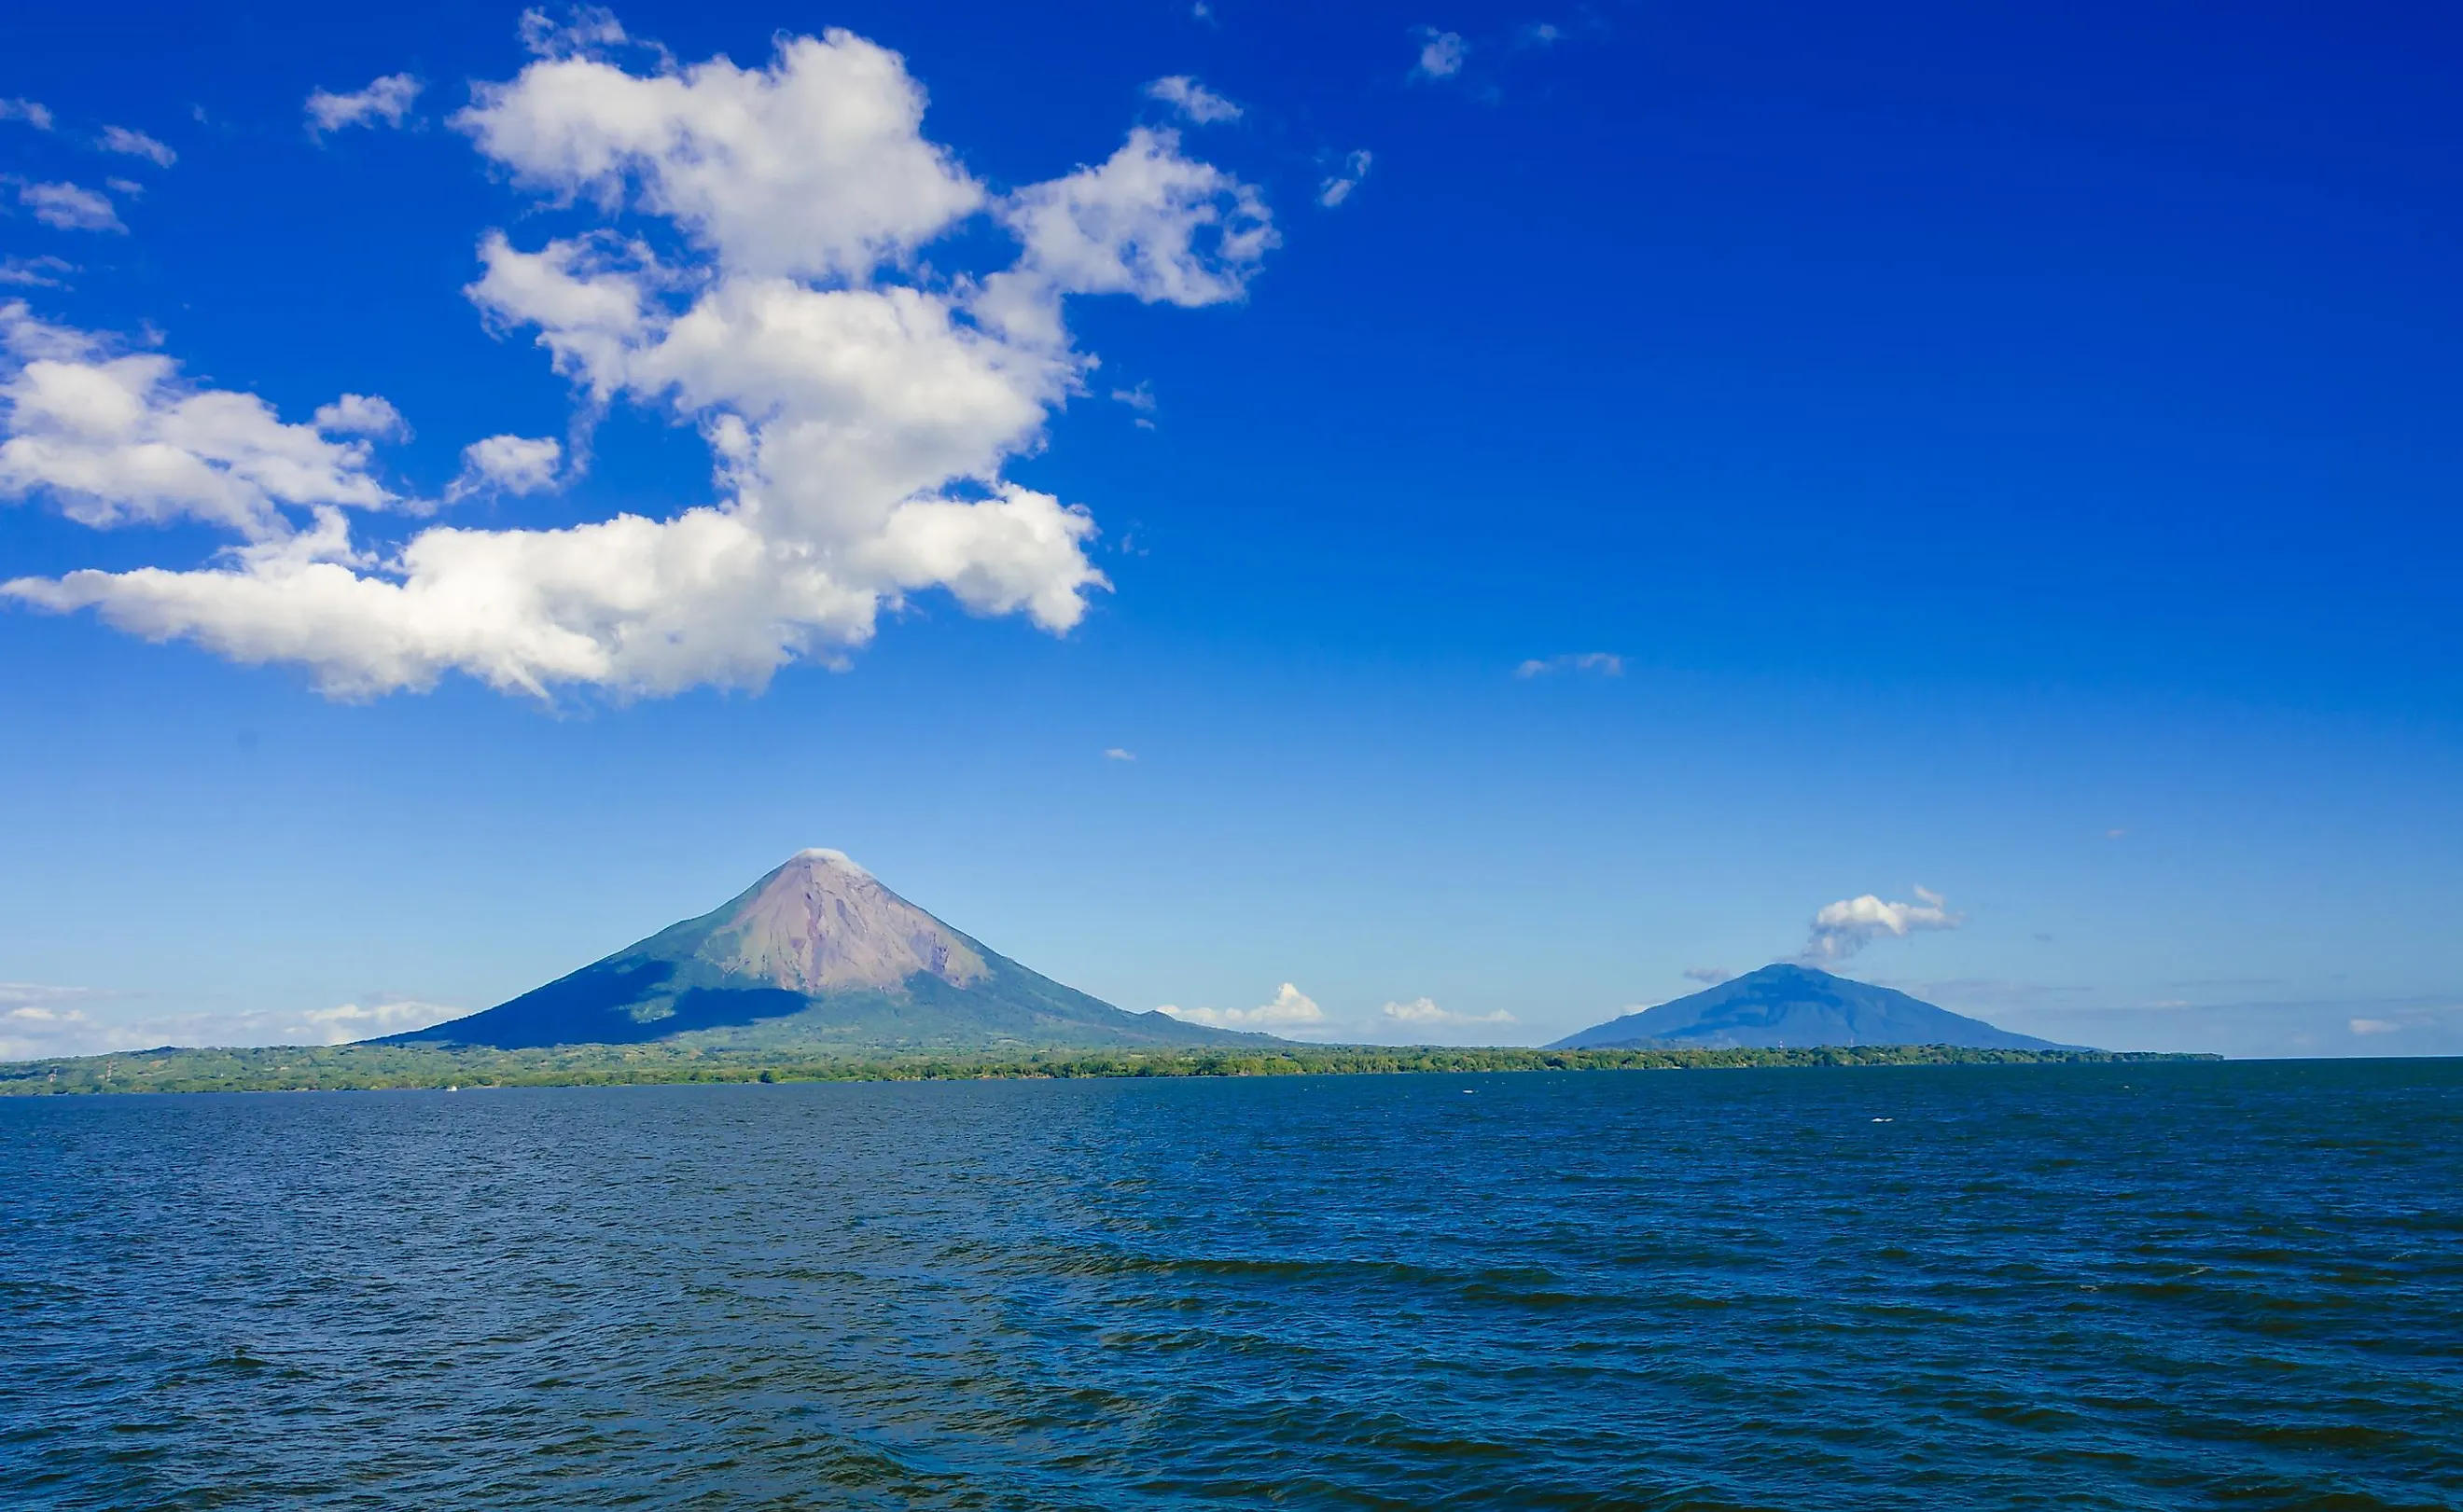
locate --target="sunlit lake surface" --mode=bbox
[6,1060,2459,1508]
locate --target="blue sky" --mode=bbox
[3,1,2457,1059]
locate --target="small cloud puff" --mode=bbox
[1318,150,1372,209]
[0,99,53,132]
[1158,982,1323,1030]
[1800,886,1961,964]
[313,393,410,439]
[306,75,422,137]
[1515,651,1621,678]
[1412,27,1468,79]
[1682,966,1734,986]
[1103,746,1135,761]
[445,434,563,502]
[1145,76,1242,125]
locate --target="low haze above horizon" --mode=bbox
[3,1,2457,1061]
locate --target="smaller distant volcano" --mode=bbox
[1551,964,2074,1050]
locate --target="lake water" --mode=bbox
[4,1061,2459,1509]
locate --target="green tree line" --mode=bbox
[0,1041,2208,1096]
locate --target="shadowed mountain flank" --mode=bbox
[1551,964,2075,1051]
[386,850,1263,1053]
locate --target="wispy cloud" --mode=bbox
[519,6,630,58]
[1104,746,1135,761]
[0,99,53,132]
[1682,966,1733,986]
[1978,996,2463,1059]
[1144,76,1241,125]
[14,181,123,232]
[1318,149,1372,209]
[1515,651,1622,678]
[1800,886,1961,964]
[306,74,422,137]
[0,255,75,288]
[98,126,175,166]
[0,981,105,1008]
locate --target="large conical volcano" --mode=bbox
[387,850,1260,1052]
[1549,964,2075,1050]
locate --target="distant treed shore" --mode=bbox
[0,1043,2208,1095]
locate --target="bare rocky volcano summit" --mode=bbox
[388,850,1259,1053]
[696,849,990,995]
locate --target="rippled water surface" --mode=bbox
[6,1061,2461,1509]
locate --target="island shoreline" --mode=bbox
[3,1044,2213,1096]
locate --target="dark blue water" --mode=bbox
[5,1061,2460,1510]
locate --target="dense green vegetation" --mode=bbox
[0,1041,2208,1095]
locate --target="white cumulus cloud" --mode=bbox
[306,74,423,136]
[287,999,467,1043]
[1144,76,1242,124]
[313,393,410,438]
[447,434,564,501]
[99,126,175,166]
[1801,886,1962,964]
[456,31,982,283]
[17,181,122,233]
[1158,982,1323,1031]
[5,19,1274,701]
[0,302,400,535]
[975,124,1274,347]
